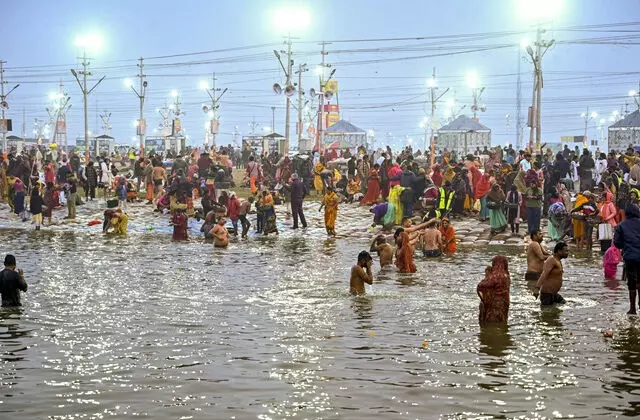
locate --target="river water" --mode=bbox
[1,203,639,419]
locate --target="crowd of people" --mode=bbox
[2,141,640,317]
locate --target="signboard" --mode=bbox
[0,119,12,133]
[323,104,339,113]
[136,119,146,136]
[325,80,338,94]
[210,119,220,135]
[561,135,585,143]
[56,121,66,134]
[326,113,340,127]
[172,119,181,136]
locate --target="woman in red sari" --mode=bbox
[360,163,381,205]
[395,229,417,273]
[477,256,510,325]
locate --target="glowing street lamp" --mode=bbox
[270,5,310,156]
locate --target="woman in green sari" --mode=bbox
[486,184,508,235]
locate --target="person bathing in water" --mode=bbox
[210,216,230,248]
[534,241,569,305]
[420,220,443,258]
[350,251,373,295]
[526,230,549,281]
[370,235,393,268]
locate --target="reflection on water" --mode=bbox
[0,223,638,418]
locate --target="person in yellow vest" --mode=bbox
[437,181,455,217]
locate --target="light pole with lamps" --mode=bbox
[580,107,597,149]
[0,60,19,154]
[71,34,105,163]
[270,6,310,155]
[200,74,227,149]
[124,57,147,158]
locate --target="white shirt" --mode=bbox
[520,159,532,172]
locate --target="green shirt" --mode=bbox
[524,187,542,208]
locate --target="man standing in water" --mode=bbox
[210,216,230,248]
[534,241,569,305]
[290,173,308,229]
[370,235,393,268]
[420,221,443,257]
[613,203,640,314]
[0,254,27,307]
[350,251,373,295]
[526,230,549,281]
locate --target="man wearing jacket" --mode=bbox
[614,203,640,314]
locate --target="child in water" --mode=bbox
[603,245,622,279]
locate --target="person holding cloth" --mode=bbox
[0,254,28,307]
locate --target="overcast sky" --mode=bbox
[3,0,639,150]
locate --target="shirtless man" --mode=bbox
[526,230,550,281]
[350,251,373,295]
[534,241,569,305]
[209,217,230,248]
[421,223,443,258]
[370,235,393,268]
[402,217,438,246]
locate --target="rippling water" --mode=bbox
[1,212,639,419]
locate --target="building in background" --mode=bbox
[608,110,640,152]
[436,115,491,156]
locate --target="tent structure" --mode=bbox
[324,120,367,149]
[608,110,640,151]
[436,115,491,156]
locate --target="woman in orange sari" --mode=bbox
[360,163,381,205]
[395,228,417,273]
[439,217,457,253]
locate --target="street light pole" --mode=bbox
[137,58,146,157]
[525,28,554,152]
[0,61,18,154]
[284,35,293,156]
[426,67,449,169]
[295,63,308,148]
[71,50,105,163]
[202,73,227,150]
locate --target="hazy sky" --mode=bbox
[3,0,640,150]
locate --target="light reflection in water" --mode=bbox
[0,215,638,418]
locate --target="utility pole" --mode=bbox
[99,110,111,136]
[248,117,260,137]
[425,67,449,169]
[581,106,597,149]
[157,103,171,136]
[46,81,71,148]
[525,28,555,152]
[0,60,20,153]
[316,41,334,152]
[201,73,227,149]
[516,47,523,150]
[284,36,293,155]
[71,50,105,163]
[125,58,147,157]
[271,106,276,134]
[295,63,308,148]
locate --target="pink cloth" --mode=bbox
[603,246,622,278]
[388,164,402,188]
[600,192,618,228]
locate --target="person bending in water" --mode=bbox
[526,229,549,281]
[210,216,230,248]
[421,222,443,257]
[350,251,373,295]
[534,241,569,305]
[370,235,393,268]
